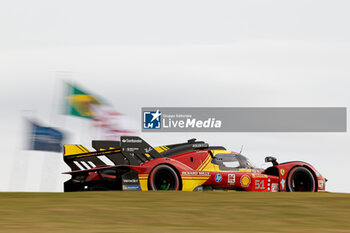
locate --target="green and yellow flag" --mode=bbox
[64,83,102,119]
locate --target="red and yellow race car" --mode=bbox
[63,136,326,192]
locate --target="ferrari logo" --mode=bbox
[280,169,285,176]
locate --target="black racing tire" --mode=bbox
[149,165,180,191]
[287,167,316,192]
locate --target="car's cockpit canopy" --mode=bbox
[211,153,255,170]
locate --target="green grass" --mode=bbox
[0,192,349,232]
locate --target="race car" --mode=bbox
[63,136,326,192]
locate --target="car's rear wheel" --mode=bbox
[287,167,316,192]
[149,165,180,191]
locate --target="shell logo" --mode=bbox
[240,175,251,187]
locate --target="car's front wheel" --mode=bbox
[149,165,180,191]
[287,167,316,192]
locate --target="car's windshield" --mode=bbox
[212,153,255,170]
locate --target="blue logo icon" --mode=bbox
[143,110,162,129]
[123,185,141,190]
[215,173,222,183]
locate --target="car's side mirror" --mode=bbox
[265,156,278,166]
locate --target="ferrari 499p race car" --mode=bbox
[63,136,326,192]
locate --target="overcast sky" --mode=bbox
[0,1,350,192]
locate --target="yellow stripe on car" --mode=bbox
[197,155,211,171]
[181,175,210,191]
[138,174,149,191]
[154,147,164,153]
[64,145,91,156]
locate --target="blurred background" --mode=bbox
[0,0,349,192]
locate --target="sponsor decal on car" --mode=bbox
[182,171,210,175]
[192,143,209,148]
[280,179,286,190]
[228,174,235,184]
[240,175,251,187]
[145,147,153,153]
[122,138,143,143]
[122,185,141,190]
[215,174,222,183]
[123,179,139,183]
[252,174,268,178]
[126,147,139,152]
[318,180,324,189]
[271,183,279,192]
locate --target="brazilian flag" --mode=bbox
[64,83,103,119]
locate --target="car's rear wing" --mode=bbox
[63,136,162,172]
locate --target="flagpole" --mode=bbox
[56,72,74,192]
[40,72,57,192]
[40,71,72,192]
[9,110,35,191]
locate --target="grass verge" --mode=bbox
[0,191,349,233]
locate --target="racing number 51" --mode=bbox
[254,179,265,190]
